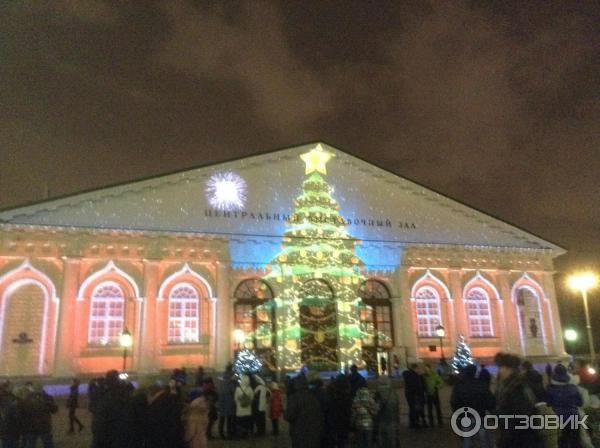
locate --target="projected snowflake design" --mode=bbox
[205,171,247,210]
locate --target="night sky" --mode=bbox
[1,1,599,348]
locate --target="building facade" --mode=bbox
[0,143,566,377]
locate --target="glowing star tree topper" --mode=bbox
[205,171,247,211]
[300,143,334,175]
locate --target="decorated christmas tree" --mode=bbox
[265,145,366,370]
[451,335,475,373]
[233,348,263,378]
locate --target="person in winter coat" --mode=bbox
[145,383,185,448]
[269,382,283,436]
[495,353,543,448]
[532,386,559,448]
[351,387,379,448]
[349,365,367,398]
[234,375,254,438]
[403,363,426,428]
[252,376,270,437]
[67,378,84,434]
[182,392,209,448]
[217,366,236,439]
[201,378,218,439]
[0,382,22,448]
[20,385,58,448]
[570,374,593,448]
[285,375,324,448]
[374,376,399,448]
[308,372,333,448]
[547,364,583,448]
[128,382,150,448]
[451,364,496,448]
[91,371,133,448]
[423,363,444,427]
[478,364,492,387]
[523,361,546,399]
[327,375,352,448]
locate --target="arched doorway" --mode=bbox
[0,281,47,376]
[233,279,276,369]
[359,279,393,375]
[299,279,338,370]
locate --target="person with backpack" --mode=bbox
[351,386,379,448]
[234,375,254,438]
[20,385,58,448]
[495,353,543,448]
[252,376,270,437]
[67,378,84,434]
[374,376,399,448]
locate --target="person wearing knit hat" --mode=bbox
[547,364,584,447]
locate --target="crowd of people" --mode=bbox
[0,380,58,448]
[1,355,600,448]
[450,354,600,448]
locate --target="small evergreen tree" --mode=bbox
[233,349,263,378]
[451,335,474,373]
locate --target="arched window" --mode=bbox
[233,279,274,350]
[301,279,334,301]
[414,286,442,337]
[465,287,494,337]
[358,279,393,348]
[168,283,200,344]
[89,281,124,345]
[516,287,544,342]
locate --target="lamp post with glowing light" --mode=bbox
[119,328,133,372]
[435,325,446,362]
[568,272,598,364]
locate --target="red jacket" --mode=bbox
[269,389,283,419]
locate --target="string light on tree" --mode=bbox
[451,335,475,373]
[233,348,263,378]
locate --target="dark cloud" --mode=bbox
[1,1,599,328]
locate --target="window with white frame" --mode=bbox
[168,283,200,344]
[89,281,125,345]
[465,287,494,337]
[414,286,442,337]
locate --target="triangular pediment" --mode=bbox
[0,142,563,264]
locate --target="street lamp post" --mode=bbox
[119,328,133,372]
[568,272,598,364]
[435,325,446,361]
